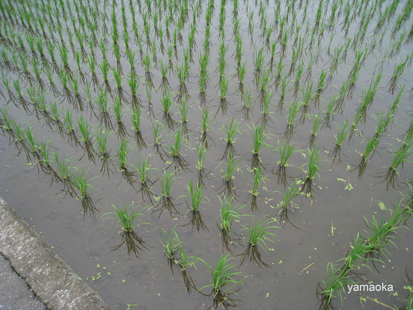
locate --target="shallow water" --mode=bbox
[1,0,413,309]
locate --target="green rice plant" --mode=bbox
[117,138,134,170]
[159,169,176,199]
[274,181,300,212]
[53,151,73,182]
[249,165,268,196]
[94,88,109,114]
[390,144,412,171]
[240,216,278,251]
[260,70,272,92]
[70,76,80,96]
[276,57,285,77]
[362,136,379,162]
[196,141,207,171]
[161,88,173,115]
[127,73,140,97]
[334,120,350,146]
[112,69,122,89]
[63,110,75,134]
[37,137,52,166]
[388,85,404,117]
[180,96,191,124]
[287,99,301,126]
[24,126,37,153]
[161,224,179,259]
[219,194,247,234]
[238,61,247,84]
[301,82,314,107]
[316,69,328,92]
[151,119,166,147]
[300,143,327,182]
[113,96,123,123]
[253,48,265,72]
[248,123,268,155]
[102,202,150,233]
[221,150,242,182]
[99,58,110,82]
[12,78,23,98]
[275,139,300,167]
[87,55,96,75]
[219,75,229,99]
[241,86,254,109]
[196,254,245,298]
[170,126,188,157]
[326,95,338,117]
[308,111,324,136]
[373,111,391,137]
[318,262,354,307]
[176,234,197,271]
[94,126,113,157]
[180,180,208,212]
[132,154,153,186]
[70,167,99,200]
[77,115,92,143]
[10,119,25,142]
[222,116,241,145]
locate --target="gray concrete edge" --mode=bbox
[0,196,113,310]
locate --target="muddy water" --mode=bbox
[1,0,413,309]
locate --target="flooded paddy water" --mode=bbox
[1,0,413,309]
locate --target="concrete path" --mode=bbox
[0,252,46,310]
[0,196,112,310]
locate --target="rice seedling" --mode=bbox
[53,151,73,183]
[249,165,269,197]
[248,123,269,156]
[93,126,113,159]
[10,119,25,142]
[37,137,53,167]
[63,110,76,134]
[159,169,176,200]
[180,179,209,214]
[287,99,301,127]
[308,111,324,138]
[389,144,412,172]
[76,115,91,143]
[102,202,150,233]
[388,85,404,117]
[240,215,279,253]
[127,73,140,98]
[95,88,109,113]
[161,224,179,260]
[179,95,191,125]
[317,262,355,309]
[300,143,326,196]
[160,87,173,115]
[200,106,211,136]
[70,167,98,200]
[334,120,350,147]
[112,68,122,89]
[221,150,242,183]
[222,116,241,145]
[195,140,207,171]
[117,138,134,170]
[316,69,328,92]
[362,136,379,162]
[219,75,229,99]
[113,96,123,124]
[218,194,247,236]
[169,126,188,158]
[99,58,110,82]
[24,126,37,154]
[196,254,246,303]
[275,139,300,168]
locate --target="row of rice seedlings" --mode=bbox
[318,197,412,309]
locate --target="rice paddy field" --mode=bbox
[1,0,413,309]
